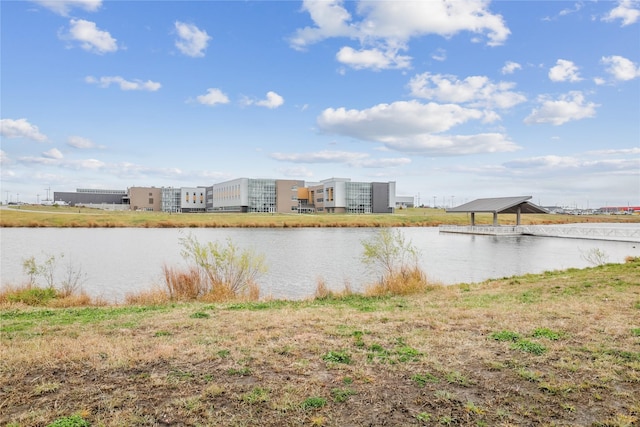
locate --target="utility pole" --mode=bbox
[44,186,51,202]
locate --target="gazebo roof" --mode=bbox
[446,196,548,214]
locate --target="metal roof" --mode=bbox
[446,196,548,214]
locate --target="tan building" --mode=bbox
[128,187,162,211]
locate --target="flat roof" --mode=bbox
[446,196,548,214]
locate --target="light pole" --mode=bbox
[433,196,436,209]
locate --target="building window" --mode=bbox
[149,198,153,204]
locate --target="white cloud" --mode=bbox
[587,147,640,155]
[432,48,447,62]
[501,61,522,74]
[524,91,598,125]
[250,91,285,109]
[271,150,369,163]
[63,19,118,54]
[42,148,64,159]
[336,46,412,70]
[289,0,357,50]
[85,76,161,91]
[30,0,101,16]
[0,150,9,165]
[174,21,211,58]
[67,136,97,149]
[0,118,48,142]
[408,73,526,109]
[603,0,640,26]
[503,155,639,176]
[196,88,230,106]
[290,0,510,69]
[548,59,582,82]
[316,100,519,155]
[601,55,640,81]
[270,150,411,168]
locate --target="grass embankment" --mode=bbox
[2,205,639,228]
[1,259,639,426]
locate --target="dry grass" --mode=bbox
[3,205,639,228]
[365,266,433,296]
[2,258,639,426]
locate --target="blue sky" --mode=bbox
[1,0,639,208]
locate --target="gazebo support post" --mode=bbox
[516,206,521,225]
[493,212,498,226]
[470,212,475,226]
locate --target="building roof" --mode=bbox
[446,196,548,214]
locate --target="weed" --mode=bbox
[490,330,521,342]
[331,387,356,403]
[511,340,547,355]
[46,415,90,427]
[465,401,485,415]
[190,311,210,319]
[434,390,454,401]
[517,368,542,382]
[154,330,172,337]
[415,412,432,422]
[227,367,251,376]
[631,328,640,337]
[342,376,353,385]
[322,350,351,364]
[411,372,439,387]
[532,327,562,340]
[396,345,422,362]
[580,247,610,266]
[439,415,454,425]
[242,387,269,404]
[445,370,471,386]
[301,396,327,410]
[217,349,231,358]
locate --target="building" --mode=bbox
[302,178,395,214]
[54,177,398,214]
[128,187,161,211]
[53,188,127,207]
[395,196,415,209]
[206,178,304,213]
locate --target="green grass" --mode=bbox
[46,415,90,427]
[411,372,440,387]
[301,396,327,410]
[490,330,521,342]
[511,339,547,355]
[322,350,352,364]
[331,387,357,403]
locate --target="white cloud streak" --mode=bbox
[64,19,118,54]
[602,0,640,26]
[317,100,520,155]
[85,76,161,91]
[30,0,102,16]
[501,61,522,74]
[601,55,640,81]
[524,91,598,126]
[174,21,211,57]
[67,136,97,149]
[0,118,48,142]
[251,91,285,109]
[196,88,230,106]
[409,72,526,109]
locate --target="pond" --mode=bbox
[1,227,638,302]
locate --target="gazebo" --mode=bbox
[446,196,548,226]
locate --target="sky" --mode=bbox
[1,0,639,209]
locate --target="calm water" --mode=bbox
[1,227,638,303]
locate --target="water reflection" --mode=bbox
[1,227,638,303]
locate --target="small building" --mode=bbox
[446,196,548,226]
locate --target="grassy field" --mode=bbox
[2,205,639,228]
[1,258,639,426]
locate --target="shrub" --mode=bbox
[178,233,267,300]
[361,229,429,295]
[46,415,90,427]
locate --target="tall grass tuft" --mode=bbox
[365,266,430,296]
[162,264,206,300]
